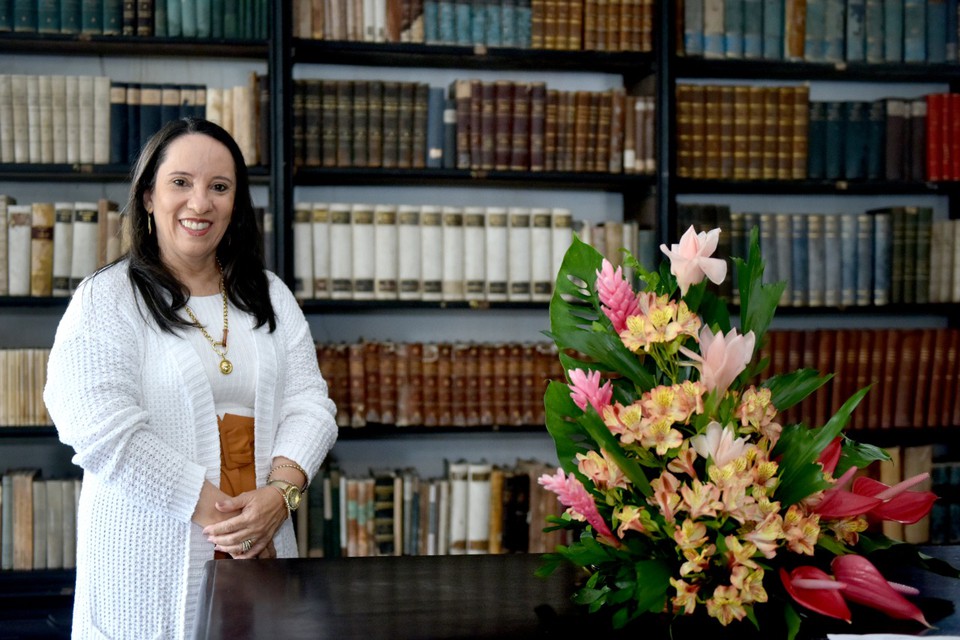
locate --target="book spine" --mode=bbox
[855,212,874,306]
[845,0,865,61]
[790,214,808,307]
[52,203,74,297]
[29,202,56,294]
[374,205,398,300]
[928,0,948,63]
[684,0,704,55]
[804,0,825,61]
[823,0,845,60]
[823,213,841,306]
[864,0,884,62]
[839,213,857,307]
[441,207,464,301]
[871,209,891,306]
[806,214,824,306]
[724,0,744,58]
[762,0,783,58]
[903,0,926,62]
[884,0,904,61]
[484,207,508,301]
[420,206,443,301]
[7,205,32,295]
[397,206,422,300]
[351,204,375,300]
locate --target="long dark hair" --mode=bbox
[125,117,276,333]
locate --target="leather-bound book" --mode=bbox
[367,80,384,168]
[478,344,495,425]
[528,81,546,171]
[572,90,591,172]
[494,80,513,171]
[411,82,428,169]
[29,203,55,297]
[348,343,367,427]
[364,341,382,424]
[381,81,400,169]
[320,80,338,167]
[394,343,411,427]
[450,79,472,170]
[397,82,415,169]
[421,343,440,427]
[509,82,531,172]
[437,343,453,426]
[379,342,397,425]
[791,84,809,179]
[351,81,369,168]
[703,84,722,179]
[450,343,468,427]
[335,80,354,168]
[407,342,424,426]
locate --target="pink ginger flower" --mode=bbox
[567,368,613,415]
[538,468,618,545]
[595,259,641,333]
[660,226,728,296]
[681,326,756,396]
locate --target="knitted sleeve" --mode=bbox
[44,267,206,524]
[267,271,338,480]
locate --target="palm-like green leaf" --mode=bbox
[763,369,833,414]
[736,227,785,354]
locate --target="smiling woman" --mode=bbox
[43,118,339,640]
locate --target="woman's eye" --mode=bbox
[172,178,187,187]
[212,183,229,193]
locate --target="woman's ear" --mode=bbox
[143,190,153,213]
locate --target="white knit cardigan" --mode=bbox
[44,262,338,640]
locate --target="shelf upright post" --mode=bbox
[654,0,677,247]
[269,0,294,284]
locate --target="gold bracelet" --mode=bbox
[268,462,309,492]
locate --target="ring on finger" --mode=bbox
[240,538,254,553]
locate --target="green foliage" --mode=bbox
[762,368,833,413]
[735,227,785,353]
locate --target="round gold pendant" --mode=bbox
[219,359,234,375]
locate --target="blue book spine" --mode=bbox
[824,101,845,180]
[903,0,927,61]
[210,0,223,37]
[823,0,845,61]
[855,213,874,305]
[501,0,517,47]
[866,99,885,179]
[843,101,868,180]
[774,213,793,305]
[742,0,763,57]
[139,84,163,152]
[12,0,35,31]
[437,0,454,43]
[883,0,904,61]
[103,0,122,34]
[79,0,99,33]
[871,209,892,305]
[724,0,744,57]
[423,0,439,43]
[125,83,141,164]
[807,101,827,179]
[790,214,809,307]
[839,213,858,307]
[58,0,81,32]
[485,2,501,46]
[703,0,725,57]
[806,214,825,306]
[927,0,948,63]
[804,0,826,61]
[196,0,211,37]
[823,214,841,306]
[154,0,166,36]
[180,0,196,37]
[109,82,127,165]
[37,0,59,32]
[442,97,457,169]
[469,0,485,44]
[948,0,959,61]
[864,0,884,62]
[762,0,783,58]
[166,0,181,36]
[846,0,866,61]
[684,0,705,55]
[515,0,531,47]
[455,0,471,44]
[426,87,445,168]
[758,213,778,285]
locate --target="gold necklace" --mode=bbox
[183,275,232,375]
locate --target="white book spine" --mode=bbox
[484,207,508,301]
[426,481,438,556]
[0,197,11,296]
[7,204,32,296]
[466,462,492,554]
[77,75,95,164]
[329,204,354,299]
[375,0,387,41]
[397,205,421,300]
[205,87,223,128]
[420,205,443,301]
[50,75,66,164]
[437,478,450,556]
[11,75,28,163]
[26,74,40,163]
[64,76,79,164]
[530,208,553,302]
[38,75,53,163]
[447,461,468,555]
[441,206,464,301]
[69,202,99,290]
[311,203,331,299]
[103,202,121,264]
[363,0,376,41]
[462,207,486,301]
[351,204,375,300]
[52,202,74,297]
[374,204,398,299]
[292,202,314,299]
[507,207,532,302]
[551,208,573,279]
[0,75,12,162]
[93,76,111,165]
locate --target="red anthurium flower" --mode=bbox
[830,555,930,627]
[851,474,937,525]
[818,437,843,477]
[780,566,851,622]
[812,467,883,519]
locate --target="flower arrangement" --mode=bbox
[538,226,957,638]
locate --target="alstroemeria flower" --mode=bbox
[691,421,755,468]
[538,468,618,545]
[780,566,851,622]
[831,555,930,627]
[706,584,748,626]
[596,259,641,333]
[681,326,756,396]
[577,449,630,491]
[660,226,728,296]
[567,368,613,415]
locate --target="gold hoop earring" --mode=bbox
[147,214,153,234]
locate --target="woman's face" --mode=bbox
[144,133,236,275]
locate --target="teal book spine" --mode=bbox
[195,0,210,37]
[180,0,196,37]
[823,213,841,306]
[80,0,101,33]
[154,0,166,35]
[438,0,454,43]
[165,0,180,36]
[824,100,844,180]
[845,0,866,62]
[870,208,892,305]
[455,0,471,44]
[839,213,858,307]
[210,0,223,37]
[758,213,778,285]
[222,0,236,37]
[38,0,60,32]
[807,101,826,179]
[927,0,948,62]
[842,101,867,180]
[883,0,904,61]
[0,0,11,31]
[914,207,933,303]
[469,0,485,45]
[855,213,874,306]
[724,0,744,57]
[908,97,927,182]
[762,0,782,58]
[102,0,121,33]
[823,0,845,61]
[426,87,445,168]
[704,0,725,58]
[138,83,163,153]
[804,0,825,62]
[742,0,763,57]
[864,0,884,62]
[501,0,517,47]
[866,99,885,179]
[515,0,531,47]
[903,0,926,61]
[948,0,958,61]
[790,213,809,307]
[684,0,705,55]
[243,0,252,39]
[423,0,439,43]
[13,0,36,31]
[807,214,825,307]
[485,1,501,46]
[60,0,81,32]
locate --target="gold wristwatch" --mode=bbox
[268,480,302,512]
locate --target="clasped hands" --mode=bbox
[197,482,289,559]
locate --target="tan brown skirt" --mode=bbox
[214,413,255,560]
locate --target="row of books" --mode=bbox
[0,73,266,167]
[1,470,80,572]
[292,0,654,52]
[682,0,960,64]
[930,454,960,544]
[756,328,960,431]
[2,0,268,39]
[676,84,809,181]
[318,340,565,429]
[293,459,567,559]
[0,349,50,427]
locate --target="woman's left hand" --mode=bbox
[201,486,288,559]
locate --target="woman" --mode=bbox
[44,117,338,639]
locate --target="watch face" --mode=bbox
[288,486,302,510]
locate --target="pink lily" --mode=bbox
[680,326,756,396]
[596,259,641,333]
[831,555,930,627]
[779,566,851,622]
[539,467,619,546]
[852,474,938,524]
[659,226,728,296]
[567,368,613,416]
